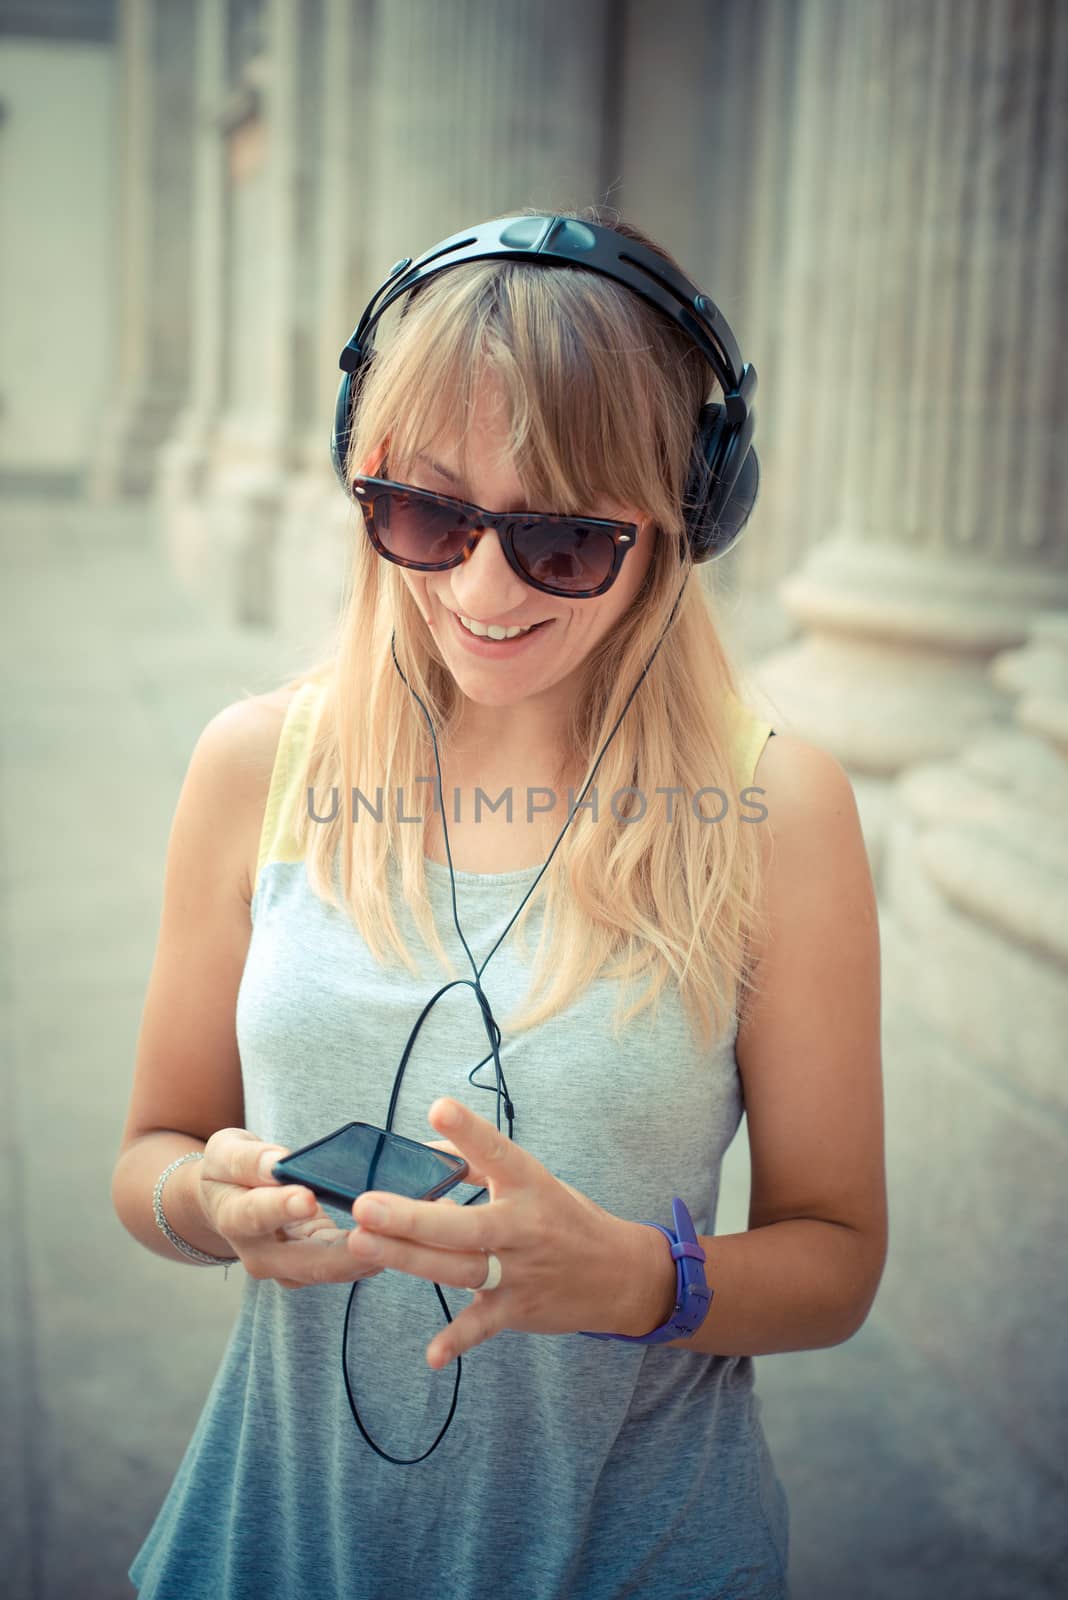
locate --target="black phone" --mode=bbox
[271,1122,469,1214]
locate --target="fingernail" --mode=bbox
[287,1192,312,1217]
[260,1152,280,1182]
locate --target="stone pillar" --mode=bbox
[779,0,1068,1524]
[751,0,1068,800]
[191,0,302,627]
[885,611,1068,1080]
[368,0,613,273]
[88,0,196,499]
[879,607,1068,1485]
[620,0,836,665]
[727,0,865,652]
[269,0,616,641]
[274,0,372,658]
[157,0,227,591]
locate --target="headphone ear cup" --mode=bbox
[682,402,759,562]
[331,349,374,494]
[706,445,758,560]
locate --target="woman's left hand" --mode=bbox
[346,1097,657,1369]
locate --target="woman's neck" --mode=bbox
[442,712,572,786]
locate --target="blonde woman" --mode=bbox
[114,207,887,1600]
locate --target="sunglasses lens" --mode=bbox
[363,486,619,595]
[373,490,473,565]
[511,520,616,593]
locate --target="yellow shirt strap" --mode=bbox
[253,680,325,899]
[724,691,775,792]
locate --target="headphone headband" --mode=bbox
[333,212,760,562]
[343,214,753,412]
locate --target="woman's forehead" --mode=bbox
[387,379,635,515]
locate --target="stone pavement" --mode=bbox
[1,495,1063,1599]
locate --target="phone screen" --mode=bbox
[271,1122,468,1213]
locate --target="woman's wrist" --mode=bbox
[618,1220,678,1337]
[154,1152,238,1260]
[157,1150,237,1264]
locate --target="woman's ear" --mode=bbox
[356,437,390,478]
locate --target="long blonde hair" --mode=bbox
[280,204,768,1051]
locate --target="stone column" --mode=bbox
[840,2,1068,1495]
[885,610,1068,1084]
[620,0,846,666]
[878,607,1068,1485]
[192,0,302,626]
[751,0,1068,797]
[368,0,613,274]
[274,0,373,658]
[269,0,615,644]
[156,0,227,591]
[88,0,196,499]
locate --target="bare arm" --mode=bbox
[112,689,403,1294]
[620,733,889,1350]
[110,696,283,1263]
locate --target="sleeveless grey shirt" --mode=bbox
[129,675,790,1599]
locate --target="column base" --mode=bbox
[752,538,1068,775]
[882,611,1068,1111]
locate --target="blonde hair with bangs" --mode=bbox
[283,204,769,1051]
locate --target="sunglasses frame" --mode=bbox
[351,474,642,599]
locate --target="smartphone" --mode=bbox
[271,1122,469,1213]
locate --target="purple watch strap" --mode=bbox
[578,1197,712,1345]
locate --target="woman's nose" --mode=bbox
[449,526,528,613]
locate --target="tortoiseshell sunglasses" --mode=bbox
[351,475,641,599]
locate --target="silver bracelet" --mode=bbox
[152,1150,240,1280]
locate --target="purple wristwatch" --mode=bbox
[579,1196,713,1345]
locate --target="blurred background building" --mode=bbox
[1,1,1065,1597]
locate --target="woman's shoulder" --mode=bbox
[751,731,854,809]
[199,685,301,787]
[194,672,330,905]
[210,668,329,763]
[748,730,867,878]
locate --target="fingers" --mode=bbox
[283,1217,350,1244]
[424,1137,486,1190]
[257,1182,317,1231]
[351,1108,525,1249]
[202,1128,289,1194]
[245,1205,388,1288]
[350,1183,491,1250]
[426,1292,510,1370]
[203,1130,319,1244]
[426,1098,531,1192]
[346,1228,490,1293]
[249,1141,289,1189]
[201,1130,393,1289]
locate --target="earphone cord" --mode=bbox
[342,568,692,1466]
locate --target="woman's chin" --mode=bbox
[450,669,545,707]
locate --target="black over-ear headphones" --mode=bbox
[330,212,759,562]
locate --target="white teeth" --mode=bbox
[459,614,537,640]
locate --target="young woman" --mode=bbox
[113,206,886,1600]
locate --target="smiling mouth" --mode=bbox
[454,612,551,641]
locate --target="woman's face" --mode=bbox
[364,377,656,731]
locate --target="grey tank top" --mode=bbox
[129,676,790,1600]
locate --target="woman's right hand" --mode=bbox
[196,1128,388,1290]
